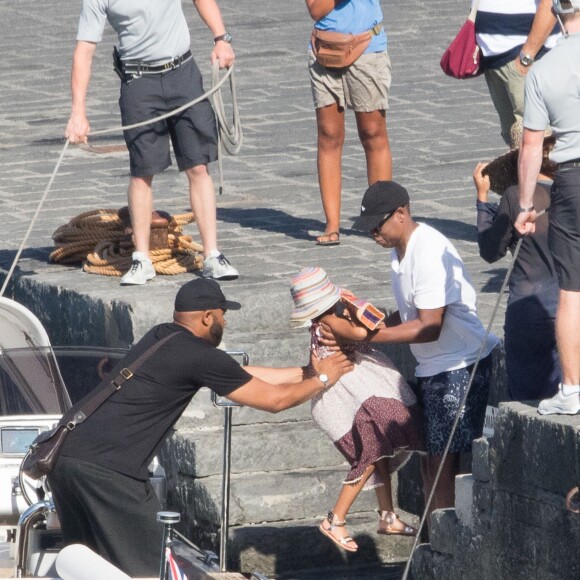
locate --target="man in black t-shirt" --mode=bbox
[48,279,353,577]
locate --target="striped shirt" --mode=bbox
[474,0,560,69]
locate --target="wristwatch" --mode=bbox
[318,374,330,388]
[214,32,233,44]
[518,205,535,213]
[519,51,534,67]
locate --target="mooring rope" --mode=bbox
[0,140,70,297]
[49,209,204,276]
[0,61,240,296]
[401,210,547,580]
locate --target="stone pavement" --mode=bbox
[0,0,509,353]
[0,0,514,577]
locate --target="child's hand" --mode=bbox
[317,322,340,349]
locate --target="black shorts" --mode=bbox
[119,57,218,177]
[549,166,580,291]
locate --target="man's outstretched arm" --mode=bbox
[228,351,354,412]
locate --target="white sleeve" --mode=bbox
[77,0,108,43]
[523,69,550,130]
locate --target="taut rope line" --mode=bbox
[0,62,241,297]
[401,210,546,580]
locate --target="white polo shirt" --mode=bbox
[390,223,499,377]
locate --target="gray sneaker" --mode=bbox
[202,253,239,280]
[538,385,580,415]
[120,257,156,285]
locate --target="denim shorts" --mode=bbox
[417,355,492,456]
[119,58,218,177]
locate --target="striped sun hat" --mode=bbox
[290,267,341,327]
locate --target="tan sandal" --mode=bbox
[377,510,417,536]
[319,510,358,552]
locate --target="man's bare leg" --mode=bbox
[120,176,156,285]
[185,164,238,280]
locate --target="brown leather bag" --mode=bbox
[311,24,382,69]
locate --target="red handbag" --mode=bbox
[440,3,482,79]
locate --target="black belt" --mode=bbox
[558,158,580,169]
[122,50,192,76]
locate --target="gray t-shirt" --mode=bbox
[77,0,190,64]
[524,32,580,164]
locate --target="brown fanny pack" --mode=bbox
[311,23,383,69]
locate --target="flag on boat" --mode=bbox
[166,547,188,580]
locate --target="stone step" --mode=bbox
[169,466,405,528]
[226,512,417,576]
[168,420,345,478]
[177,388,313,428]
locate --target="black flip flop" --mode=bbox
[316,231,340,246]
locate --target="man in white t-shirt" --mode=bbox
[352,181,499,528]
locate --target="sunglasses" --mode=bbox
[370,211,395,236]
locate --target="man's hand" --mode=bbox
[212,41,235,69]
[514,57,531,77]
[65,112,90,144]
[514,209,538,235]
[310,350,354,385]
[473,162,490,202]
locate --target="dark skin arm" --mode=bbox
[304,0,341,21]
[318,304,369,342]
[319,306,447,346]
[369,306,446,344]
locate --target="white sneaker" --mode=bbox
[202,253,239,280]
[120,256,156,285]
[538,385,580,415]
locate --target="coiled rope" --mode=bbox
[0,61,241,295]
[49,209,204,277]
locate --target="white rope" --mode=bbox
[0,62,241,296]
[0,140,70,297]
[401,210,547,579]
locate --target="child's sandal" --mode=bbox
[319,510,358,552]
[377,510,417,536]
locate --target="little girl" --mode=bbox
[290,267,423,552]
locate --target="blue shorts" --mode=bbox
[417,355,492,456]
[119,58,218,177]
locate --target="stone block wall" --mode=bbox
[411,402,580,580]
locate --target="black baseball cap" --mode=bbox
[174,279,241,312]
[353,181,410,231]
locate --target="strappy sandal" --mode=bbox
[377,510,417,536]
[319,510,358,552]
[316,231,340,246]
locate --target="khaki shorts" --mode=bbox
[308,49,391,112]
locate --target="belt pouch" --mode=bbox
[311,28,373,69]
